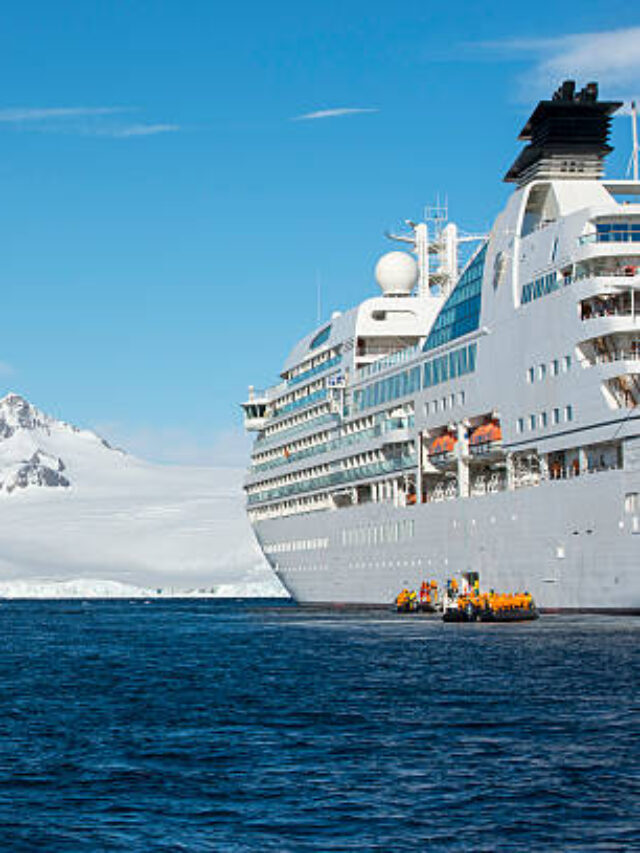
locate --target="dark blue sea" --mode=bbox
[0,600,637,852]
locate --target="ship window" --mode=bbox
[433,399,439,413]
[517,418,524,433]
[552,359,559,376]
[553,408,560,424]
[527,367,535,383]
[423,344,477,391]
[565,405,573,422]
[563,355,572,372]
[310,325,331,350]
[450,394,455,408]
[529,414,536,431]
[492,251,506,289]
[539,364,546,380]
[458,391,465,406]
[424,402,430,416]
[469,345,477,371]
[625,492,639,513]
[423,244,487,352]
[596,222,640,243]
[540,412,548,428]
[520,272,560,306]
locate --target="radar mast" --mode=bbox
[386,200,486,299]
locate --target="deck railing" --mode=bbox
[251,417,414,473]
[247,455,415,505]
[588,349,640,365]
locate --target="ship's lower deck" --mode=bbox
[254,467,640,611]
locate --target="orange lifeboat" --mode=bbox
[470,420,502,452]
[429,433,457,459]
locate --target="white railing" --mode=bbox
[589,350,640,365]
[354,345,421,381]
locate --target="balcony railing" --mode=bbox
[569,269,639,286]
[548,461,621,480]
[251,416,414,472]
[355,344,421,381]
[580,298,636,320]
[469,440,503,457]
[587,349,640,365]
[579,227,640,245]
[287,355,342,387]
[247,455,416,505]
[272,388,328,418]
[254,412,337,448]
[428,450,457,467]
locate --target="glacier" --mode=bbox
[0,393,287,598]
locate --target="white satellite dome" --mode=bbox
[375,251,418,296]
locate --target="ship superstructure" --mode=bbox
[241,82,640,610]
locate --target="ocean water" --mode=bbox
[0,601,637,852]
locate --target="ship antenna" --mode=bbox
[632,101,639,181]
[316,269,322,325]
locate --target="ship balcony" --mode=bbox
[578,223,640,246]
[469,439,504,462]
[579,290,640,339]
[574,230,640,265]
[380,425,411,446]
[584,348,640,368]
[427,450,457,470]
[286,354,342,388]
[603,374,640,409]
[571,271,640,302]
[246,454,416,506]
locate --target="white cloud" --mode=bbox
[480,28,640,104]
[293,107,378,121]
[0,106,125,123]
[0,106,179,138]
[93,123,181,138]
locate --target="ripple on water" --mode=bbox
[0,601,637,851]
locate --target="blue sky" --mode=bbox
[0,1,638,464]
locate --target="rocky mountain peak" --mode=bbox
[0,393,56,439]
[0,392,117,494]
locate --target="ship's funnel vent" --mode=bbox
[504,80,622,186]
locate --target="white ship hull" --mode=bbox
[256,467,640,610]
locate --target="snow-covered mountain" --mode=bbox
[0,393,286,598]
[0,392,105,493]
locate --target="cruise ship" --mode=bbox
[242,81,640,611]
